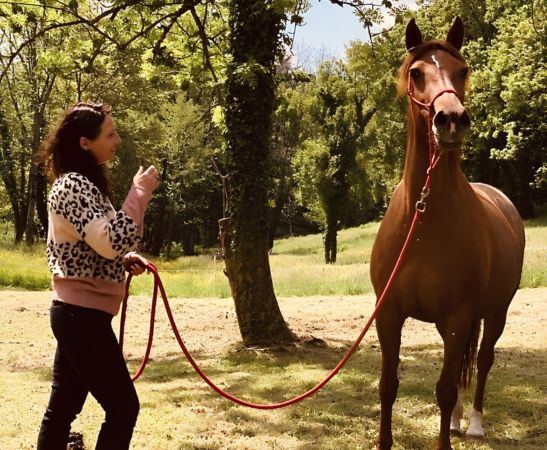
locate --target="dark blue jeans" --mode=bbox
[37,301,139,450]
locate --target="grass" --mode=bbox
[0,207,545,296]
[1,290,545,449]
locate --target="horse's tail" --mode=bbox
[459,320,481,389]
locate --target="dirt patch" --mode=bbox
[1,288,545,373]
[1,288,545,450]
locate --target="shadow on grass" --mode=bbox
[35,341,539,449]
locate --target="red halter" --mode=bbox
[405,76,463,212]
[406,76,462,167]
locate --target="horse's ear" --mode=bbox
[405,18,423,51]
[446,16,464,50]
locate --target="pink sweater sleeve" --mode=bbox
[121,184,153,234]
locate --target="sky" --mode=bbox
[291,0,417,69]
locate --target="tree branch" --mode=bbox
[151,5,189,61]
[118,1,202,50]
[0,0,143,82]
[190,4,218,82]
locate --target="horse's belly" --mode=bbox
[395,253,489,320]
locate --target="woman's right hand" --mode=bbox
[133,165,159,193]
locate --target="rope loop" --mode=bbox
[118,72,441,410]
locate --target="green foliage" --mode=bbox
[293,138,330,224]
[0,0,544,256]
[345,33,407,213]
[462,1,546,214]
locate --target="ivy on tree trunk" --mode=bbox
[223,0,294,346]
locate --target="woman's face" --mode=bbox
[81,114,122,164]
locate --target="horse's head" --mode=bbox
[398,17,471,151]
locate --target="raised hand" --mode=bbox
[133,165,159,193]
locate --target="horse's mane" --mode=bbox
[396,40,468,97]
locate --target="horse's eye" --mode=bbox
[410,68,421,79]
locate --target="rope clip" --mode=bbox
[415,187,430,213]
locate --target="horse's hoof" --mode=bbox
[450,418,462,436]
[466,408,485,439]
[466,429,485,440]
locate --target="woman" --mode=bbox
[36,102,159,449]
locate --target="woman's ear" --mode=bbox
[79,136,90,150]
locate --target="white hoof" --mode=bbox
[450,417,462,435]
[450,390,463,435]
[466,408,485,439]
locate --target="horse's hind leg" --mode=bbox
[375,310,405,450]
[468,311,508,438]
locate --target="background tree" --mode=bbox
[293,60,373,263]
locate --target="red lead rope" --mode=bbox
[119,199,432,410]
[118,82,451,410]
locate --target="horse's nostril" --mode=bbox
[460,110,471,128]
[434,111,449,128]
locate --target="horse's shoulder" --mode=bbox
[471,182,515,214]
[471,182,505,199]
[471,182,524,243]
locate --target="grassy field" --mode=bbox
[1,288,545,449]
[0,207,545,297]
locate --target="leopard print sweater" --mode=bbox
[47,172,140,283]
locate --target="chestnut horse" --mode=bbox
[370,17,525,450]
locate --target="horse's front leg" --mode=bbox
[375,308,405,450]
[435,317,475,450]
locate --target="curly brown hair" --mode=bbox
[38,102,112,196]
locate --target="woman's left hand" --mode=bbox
[123,252,149,276]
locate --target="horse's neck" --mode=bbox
[402,110,468,210]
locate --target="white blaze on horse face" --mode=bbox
[431,54,441,69]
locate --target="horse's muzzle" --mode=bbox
[432,104,471,150]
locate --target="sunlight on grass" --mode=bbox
[2,289,545,449]
[0,211,544,296]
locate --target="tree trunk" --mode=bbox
[323,217,338,264]
[0,107,27,243]
[268,175,290,250]
[36,168,48,237]
[25,163,38,245]
[25,72,54,245]
[223,0,294,345]
[25,107,45,245]
[181,224,197,256]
